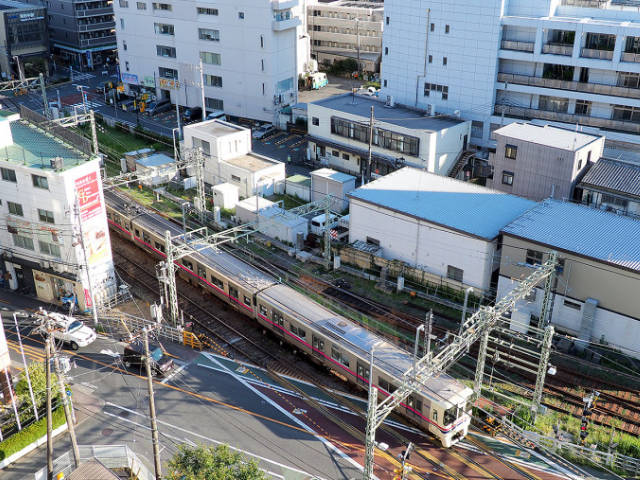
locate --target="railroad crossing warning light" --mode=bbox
[580,417,589,440]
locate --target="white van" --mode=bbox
[310,213,339,235]
[34,312,97,350]
[206,109,227,121]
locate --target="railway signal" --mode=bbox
[580,391,598,444]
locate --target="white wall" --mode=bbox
[183,122,252,160]
[349,199,496,291]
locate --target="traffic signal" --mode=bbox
[580,416,589,441]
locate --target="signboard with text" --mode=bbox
[121,73,139,85]
[159,78,179,90]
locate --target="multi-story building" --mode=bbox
[20,0,116,70]
[307,93,471,179]
[308,0,384,73]
[113,0,306,123]
[0,0,48,79]
[499,199,640,357]
[380,0,640,160]
[486,122,604,201]
[0,109,116,312]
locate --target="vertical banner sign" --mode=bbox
[75,172,109,266]
[84,288,92,307]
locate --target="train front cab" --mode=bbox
[433,400,471,448]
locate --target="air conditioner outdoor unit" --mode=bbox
[51,264,63,273]
[40,261,50,269]
[385,95,395,107]
[426,104,436,116]
[50,157,64,170]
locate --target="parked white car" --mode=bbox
[34,312,97,350]
[252,124,277,140]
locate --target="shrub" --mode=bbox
[0,406,66,460]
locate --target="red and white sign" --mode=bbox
[330,229,338,239]
[75,172,102,222]
[84,288,92,307]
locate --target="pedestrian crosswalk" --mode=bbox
[66,101,103,110]
[60,67,95,81]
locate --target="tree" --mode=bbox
[166,443,267,480]
[15,362,58,410]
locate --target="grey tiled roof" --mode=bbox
[580,158,640,198]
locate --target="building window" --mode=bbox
[154,23,174,35]
[505,144,517,159]
[244,295,251,306]
[385,47,388,55]
[152,2,171,11]
[119,0,128,7]
[197,7,218,15]
[312,117,319,126]
[612,104,640,123]
[120,18,125,29]
[526,249,544,266]
[200,51,221,65]
[428,55,432,64]
[123,40,128,51]
[231,174,241,182]
[1,168,16,182]
[501,171,514,186]
[447,265,464,283]
[238,12,244,19]
[205,75,223,87]
[8,201,23,216]
[445,25,450,34]
[38,209,55,224]
[577,159,582,170]
[125,62,130,72]
[159,67,177,79]
[261,34,264,48]
[136,2,146,9]
[199,28,220,42]
[32,174,49,189]
[539,95,569,113]
[13,234,34,250]
[430,23,434,32]
[39,241,61,256]
[443,57,447,66]
[383,79,387,87]
[366,236,380,246]
[331,116,419,155]
[205,97,224,110]
[471,121,483,138]
[331,150,339,156]
[312,335,324,352]
[156,45,176,58]
[564,298,582,310]
[378,377,395,393]
[342,153,349,160]
[386,16,389,25]
[575,99,591,116]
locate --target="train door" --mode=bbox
[356,361,370,387]
[406,395,423,420]
[272,310,285,336]
[311,334,324,361]
[228,284,240,308]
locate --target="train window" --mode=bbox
[211,274,224,289]
[125,223,130,230]
[259,304,267,316]
[407,396,422,412]
[154,241,166,253]
[143,233,151,244]
[290,324,306,339]
[229,285,238,299]
[135,229,140,237]
[331,346,349,367]
[273,312,284,327]
[378,378,396,393]
[197,265,207,279]
[244,295,251,307]
[443,407,457,426]
[107,212,111,220]
[356,363,370,384]
[312,336,324,352]
[115,215,122,226]
[182,259,193,271]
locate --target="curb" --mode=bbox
[0,423,69,470]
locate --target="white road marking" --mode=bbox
[160,360,188,384]
[105,402,330,479]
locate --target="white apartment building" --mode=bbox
[308,1,384,73]
[380,0,640,159]
[0,110,116,312]
[113,0,307,123]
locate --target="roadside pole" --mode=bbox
[45,327,53,480]
[143,328,162,479]
[52,348,81,467]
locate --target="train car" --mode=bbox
[256,284,472,447]
[104,191,474,447]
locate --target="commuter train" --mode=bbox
[105,190,473,447]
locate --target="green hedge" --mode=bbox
[0,407,66,461]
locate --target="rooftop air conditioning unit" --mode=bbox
[50,157,64,170]
[385,95,395,107]
[453,109,461,117]
[426,104,436,116]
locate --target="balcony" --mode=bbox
[272,16,301,31]
[76,7,113,16]
[272,0,298,9]
[494,105,640,135]
[78,20,115,32]
[581,47,613,60]
[79,35,116,48]
[622,52,640,63]
[542,43,573,56]
[497,72,640,100]
[501,40,534,53]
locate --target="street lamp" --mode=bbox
[73,84,89,113]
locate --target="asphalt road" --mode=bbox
[0,302,362,480]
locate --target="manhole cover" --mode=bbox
[102,428,113,436]
[120,411,130,418]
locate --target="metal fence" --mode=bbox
[19,105,93,156]
[34,444,153,480]
[100,311,183,344]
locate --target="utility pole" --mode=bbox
[143,328,163,479]
[90,110,99,156]
[13,313,38,421]
[45,327,53,480]
[323,197,331,271]
[40,73,50,119]
[367,106,374,183]
[199,58,206,122]
[52,346,81,468]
